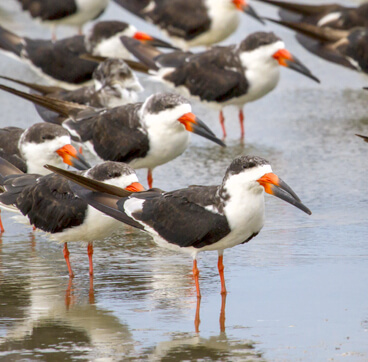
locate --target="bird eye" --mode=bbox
[41,134,54,141]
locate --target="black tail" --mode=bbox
[0,25,23,57]
[0,83,88,123]
[80,53,151,74]
[0,157,24,185]
[255,0,339,16]
[0,75,64,94]
[264,17,349,42]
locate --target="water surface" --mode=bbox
[0,0,368,361]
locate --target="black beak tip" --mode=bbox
[218,139,226,147]
[243,5,265,25]
[311,75,321,84]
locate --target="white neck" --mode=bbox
[240,41,284,102]
[19,135,71,175]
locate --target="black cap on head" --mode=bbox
[239,32,281,52]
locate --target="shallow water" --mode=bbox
[0,0,368,361]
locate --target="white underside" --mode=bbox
[129,126,189,170]
[49,205,123,243]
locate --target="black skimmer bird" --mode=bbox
[0,122,90,175]
[265,18,368,74]
[17,0,109,40]
[0,123,90,233]
[0,21,175,88]
[122,32,320,139]
[47,155,312,297]
[256,0,368,30]
[0,84,225,188]
[0,58,143,124]
[113,0,264,49]
[0,157,144,277]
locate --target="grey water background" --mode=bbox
[0,0,368,360]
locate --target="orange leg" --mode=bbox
[63,242,74,278]
[219,293,227,332]
[218,254,227,295]
[65,277,74,309]
[239,109,245,139]
[219,110,227,139]
[194,296,201,333]
[87,242,94,276]
[147,169,153,189]
[0,210,4,233]
[192,259,201,299]
[51,26,57,42]
[89,274,95,304]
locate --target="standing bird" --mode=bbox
[0,21,175,88]
[113,0,264,49]
[122,31,320,139]
[17,0,109,40]
[256,0,368,30]
[0,58,143,124]
[0,157,144,277]
[47,155,311,297]
[0,122,90,233]
[0,85,225,188]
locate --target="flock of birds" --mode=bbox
[0,0,366,300]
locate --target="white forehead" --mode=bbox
[225,164,273,189]
[104,172,139,188]
[141,103,192,128]
[240,40,285,67]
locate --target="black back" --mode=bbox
[0,127,26,172]
[24,36,98,84]
[114,0,211,40]
[18,0,77,20]
[15,173,87,233]
[65,103,150,162]
[118,185,231,248]
[162,45,249,103]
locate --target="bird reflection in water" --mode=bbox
[194,294,227,333]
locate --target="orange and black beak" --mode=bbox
[56,145,91,171]
[125,182,145,192]
[132,32,179,50]
[233,0,265,24]
[257,172,312,215]
[178,112,226,147]
[273,49,320,83]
